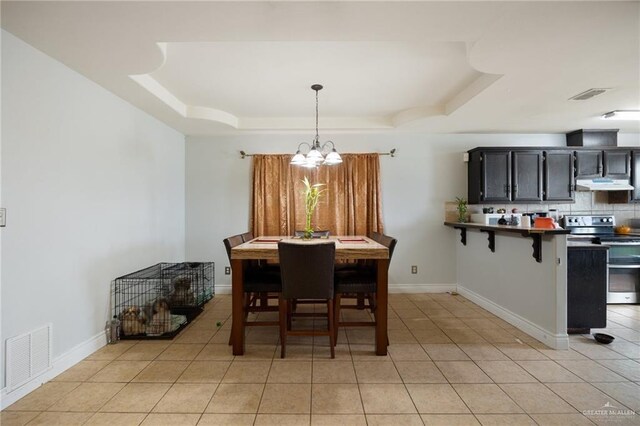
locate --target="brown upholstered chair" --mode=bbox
[223,234,281,343]
[333,233,397,343]
[278,241,336,358]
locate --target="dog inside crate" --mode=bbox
[113,262,214,338]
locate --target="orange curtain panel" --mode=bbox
[251,153,384,237]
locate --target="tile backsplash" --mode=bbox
[469,192,640,225]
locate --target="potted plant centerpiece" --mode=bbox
[302,176,326,239]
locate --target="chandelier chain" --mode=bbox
[315,88,320,145]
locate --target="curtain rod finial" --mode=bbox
[390,148,396,157]
[240,150,247,159]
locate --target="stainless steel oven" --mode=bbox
[599,242,640,303]
[564,215,640,304]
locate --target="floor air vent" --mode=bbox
[6,324,52,392]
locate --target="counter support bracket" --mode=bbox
[444,222,568,264]
[480,230,496,253]
[522,232,542,263]
[453,227,467,245]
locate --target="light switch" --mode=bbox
[0,208,5,227]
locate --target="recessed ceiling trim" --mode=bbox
[445,73,503,115]
[129,73,187,117]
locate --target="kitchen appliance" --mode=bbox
[563,215,640,303]
[471,213,522,225]
[576,178,634,191]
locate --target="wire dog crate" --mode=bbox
[112,262,214,339]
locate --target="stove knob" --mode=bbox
[607,218,613,223]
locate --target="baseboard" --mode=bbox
[457,286,569,350]
[215,284,231,294]
[1,330,106,409]
[215,283,456,295]
[389,284,457,293]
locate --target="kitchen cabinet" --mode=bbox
[544,150,575,202]
[567,246,608,331]
[575,149,631,179]
[467,150,539,203]
[467,150,512,203]
[512,150,543,202]
[631,151,640,202]
[468,148,558,203]
[603,150,630,179]
[575,150,603,179]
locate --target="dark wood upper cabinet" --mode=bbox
[575,150,603,179]
[512,151,543,202]
[481,151,512,202]
[468,146,633,204]
[630,151,640,202]
[603,150,631,179]
[545,150,575,202]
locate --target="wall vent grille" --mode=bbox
[569,88,610,101]
[6,324,52,392]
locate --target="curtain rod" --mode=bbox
[240,148,396,159]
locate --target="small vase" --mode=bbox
[303,211,314,239]
[457,212,467,223]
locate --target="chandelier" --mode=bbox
[291,84,342,167]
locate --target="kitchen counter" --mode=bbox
[447,221,569,349]
[444,221,570,235]
[445,221,569,263]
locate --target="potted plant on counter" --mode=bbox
[456,197,468,223]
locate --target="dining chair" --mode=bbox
[293,230,331,238]
[277,241,336,358]
[240,231,254,243]
[223,234,281,343]
[333,233,397,343]
[239,230,278,308]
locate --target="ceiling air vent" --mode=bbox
[569,88,610,101]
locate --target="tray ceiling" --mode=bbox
[2,1,639,135]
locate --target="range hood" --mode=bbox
[576,178,634,191]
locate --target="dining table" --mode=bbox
[230,235,390,356]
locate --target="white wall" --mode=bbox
[1,31,186,392]
[186,133,580,291]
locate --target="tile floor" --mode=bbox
[2,294,639,425]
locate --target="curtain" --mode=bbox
[251,153,384,236]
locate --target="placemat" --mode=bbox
[338,238,368,243]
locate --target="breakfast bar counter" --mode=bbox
[445,222,569,349]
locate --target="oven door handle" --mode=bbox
[608,264,640,269]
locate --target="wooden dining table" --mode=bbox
[230,236,390,356]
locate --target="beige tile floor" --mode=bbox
[2,294,639,425]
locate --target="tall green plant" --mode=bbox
[455,197,468,223]
[302,176,326,238]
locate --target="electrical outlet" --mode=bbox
[411,265,418,274]
[224,266,231,275]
